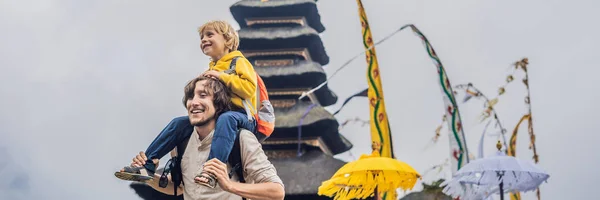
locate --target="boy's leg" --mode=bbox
[115,116,193,182]
[208,110,255,161]
[196,110,255,187]
[144,116,194,169]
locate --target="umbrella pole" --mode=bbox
[374,187,379,200]
[497,168,506,200]
[499,182,504,200]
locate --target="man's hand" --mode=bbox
[196,158,233,191]
[201,70,224,80]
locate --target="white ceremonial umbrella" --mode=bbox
[442,141,550,200]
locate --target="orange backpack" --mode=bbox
[226,56,275,142]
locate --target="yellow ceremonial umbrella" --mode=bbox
[318,143,421,200]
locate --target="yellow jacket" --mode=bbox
[208,51,257,111]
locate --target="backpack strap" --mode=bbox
[167,136,190,196]
[227,129,246,200]
[224,56,240,75]
[228,129,244,183]
[225,56,255,121]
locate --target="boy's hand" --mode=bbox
[201,70,223,80]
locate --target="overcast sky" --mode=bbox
[1,0,598,199]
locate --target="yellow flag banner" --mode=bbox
[356,0,396,199]
[356,0,394,159]
[507,114,530,200]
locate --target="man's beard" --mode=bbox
[190,115,215,127]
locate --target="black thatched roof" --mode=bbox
[324,132,353,155]
[271,150,345,195]
[238,26,329,65]
[263,132,352,156]
[256,60,323,78]
[269,102,352,154]
[257,61,337,106]
[268,87,337,108]
[312,86,337,107]
[274,101,335,128]
[230,0,325,33]
[399,179,453,200]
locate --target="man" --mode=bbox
[124,77,285,200]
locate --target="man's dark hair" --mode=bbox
[182,76,232,118]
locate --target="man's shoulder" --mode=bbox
[236,129,283,187]
[239,128,253,134]
[238,129,259,144]
[236,129,265,157]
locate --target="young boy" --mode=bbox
[115,20,259,189]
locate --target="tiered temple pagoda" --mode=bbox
[232,0,352,199]
[129,0,352,199]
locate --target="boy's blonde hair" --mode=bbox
[197,20,239,52]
